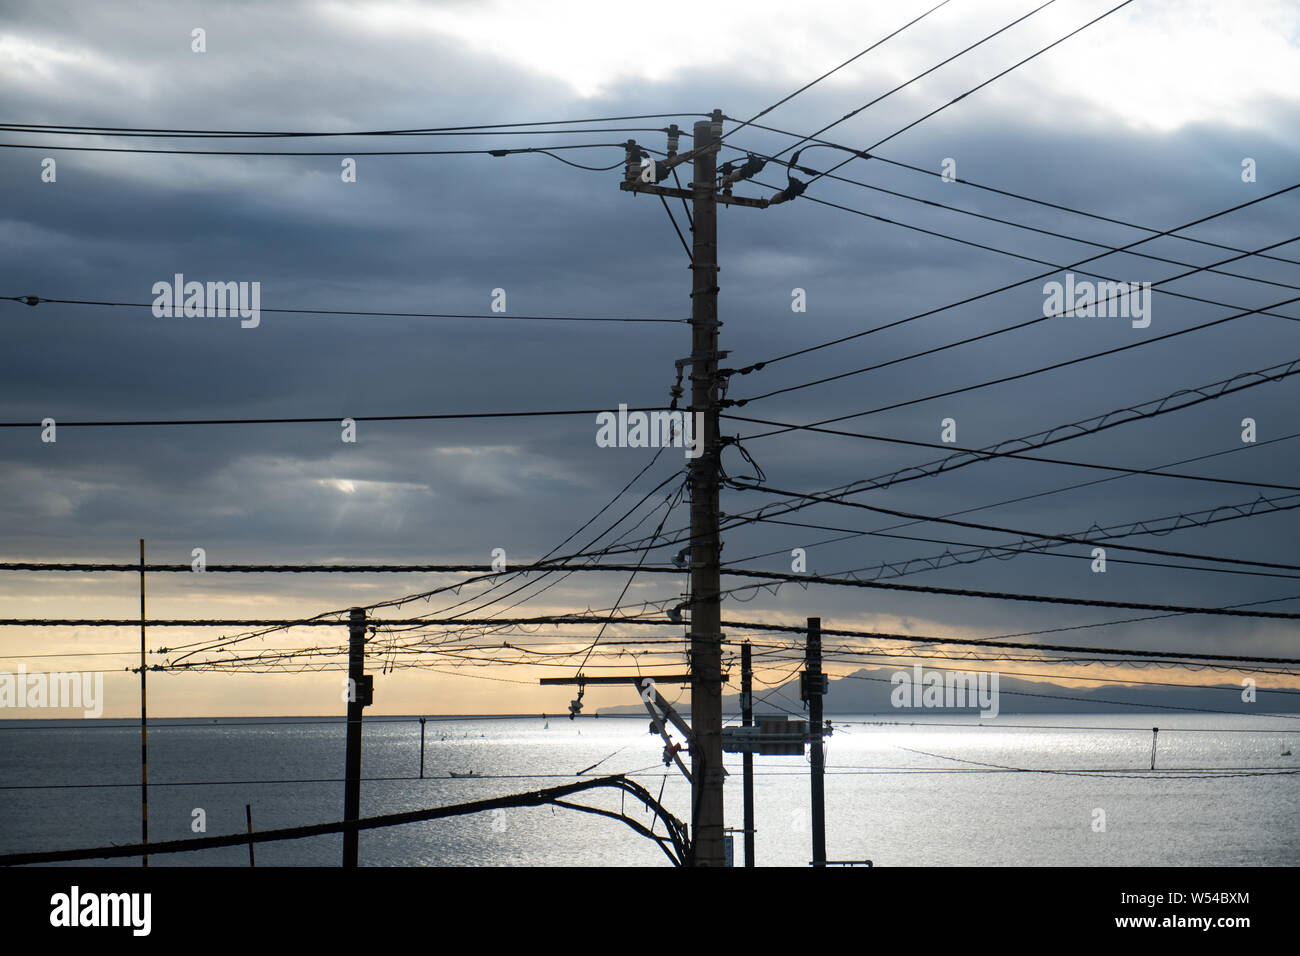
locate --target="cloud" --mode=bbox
[1,0,1298,713]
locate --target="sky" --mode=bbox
[1,0,1298,718]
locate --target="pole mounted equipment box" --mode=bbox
[356,674,374,708]
[760,717,808,755]
[800,671,829,702]
[723,716,811,755]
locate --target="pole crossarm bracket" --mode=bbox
[640,690,693,785]
[638,678,696,745]
[619,180,770,208]
[652,138,720,174]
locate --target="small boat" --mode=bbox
[1283,744,1293,756]
[449,770,478,778]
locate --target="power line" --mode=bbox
[720,619,1300,666]
[382,467,685,621]
[715,355,1300,530]
[727,243,1300,410]
[832,718,1298,733]
[896,746,1299,778]
[774,186,1300,318]
[581,358,1300,568]
[176,647,689,672]
[722,116,1300,269]
[8,610,1294,668]
[576,484,685,673]
[718,0,955,145]
[0,140,636,159]
[0,770,676,791]
[17,611,1299,669]
[0,773,600,790]
[729,185,1300,373]
[0,561,687,574]
[0,125,677,140]
[957,593,1300,646]
[802,0,1138,188]
[0,773,685,866]
[708,451,1300,597]
[163,457,686,659]
[717,140,1300,294]
[618,356,1300,574]
[812,283,1298,430]
[721,565,1300,620]
[738,516,1300,584]
[395,470,686,629]
[719,428,1300,575]
[737,590,1300,658]
[721,414,1300,492]
[726,483,1300,574]
[2,294,683,323]
[753,0,1057,162]
[809,645,1300,680]
[724,208,1300,402]
[543,348,1294,574]
[0,614,683,629]
[0,713,631,728]
[725,430,1300,566]
[0,405,669,429]
[738,185,1300,378]
[0,113,711,138]
[165,587,680,662]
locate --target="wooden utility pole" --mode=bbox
[343,607,370,867]
[688,110,726,867]
[618,107,767,867]
[805,617,827,867]
[741,640,755,867]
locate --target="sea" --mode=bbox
[1,713,1297,866]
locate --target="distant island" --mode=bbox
[597,665,1300,716]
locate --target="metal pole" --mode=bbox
[742,641,755,867]
[245,804,255,867]
[1150,726,1159,770]
[139,538,148,867]
[688,108,725,867]
[343,607,367,867]
[419,716,426,779]
[807,616,826,867]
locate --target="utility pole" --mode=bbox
[245,804,255,867]
[687,110,725,867]
[343,607,371,867]
[619,107,767,867]
[741,641,755,867]
[804,616,827,867]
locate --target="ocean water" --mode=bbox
[1,713,1296,866]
